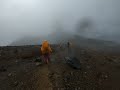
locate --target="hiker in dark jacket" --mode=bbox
[67,41,72,56]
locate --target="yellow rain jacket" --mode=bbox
[41,40,52,54]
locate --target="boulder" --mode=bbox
[65,57,81,69]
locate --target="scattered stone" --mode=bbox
[35,62,42,66]
[104,75,108,79]
[20,82,24,86]
[64,77,67,82]
[15,60,18,63]
[14,81,19,87]
[84,72,87,74]
[8,73,12,77]
[65,57,81,69]
[8,72,16,77]
[64,76,71,82]
[96,72,108,80]
[48,73,54,78]
[105,56,113,62]
[86,66,91,69]
[66,83,70,86]
[70,72,73,76]
[34,57,42,62]
[113,58,120,63]
[0,66,7,72]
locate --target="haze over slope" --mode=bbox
[0,0,120,46]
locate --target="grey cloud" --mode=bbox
[0,0,120,46]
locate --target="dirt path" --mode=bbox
[22,50,71,90]
[32,65,52,90]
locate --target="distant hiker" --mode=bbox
[41,40,52,64]
[67,41,72,56]
[59,43,63,49]
[67,41,70,48]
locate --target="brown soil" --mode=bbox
[0,45,120,90]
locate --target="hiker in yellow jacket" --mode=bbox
[41,40,52,64]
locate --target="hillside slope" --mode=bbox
[0,45,120,89]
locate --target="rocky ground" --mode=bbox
[0,45,120,90]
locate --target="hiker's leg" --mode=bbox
[46,54,50,64]
[46,54,49,64]
[43,55,46,62]
[48,54,50,62]
[43,54,50,64]
[44,54,49,63]
[43,54,47,63]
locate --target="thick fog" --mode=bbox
[0,0,120,46]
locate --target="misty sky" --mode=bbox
[0,0,120,46]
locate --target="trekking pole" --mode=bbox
[68,42,75,58]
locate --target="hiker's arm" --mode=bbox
[49,47,52,53]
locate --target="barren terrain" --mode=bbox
[0,45,120,90]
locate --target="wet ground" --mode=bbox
[0,45,120,90]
